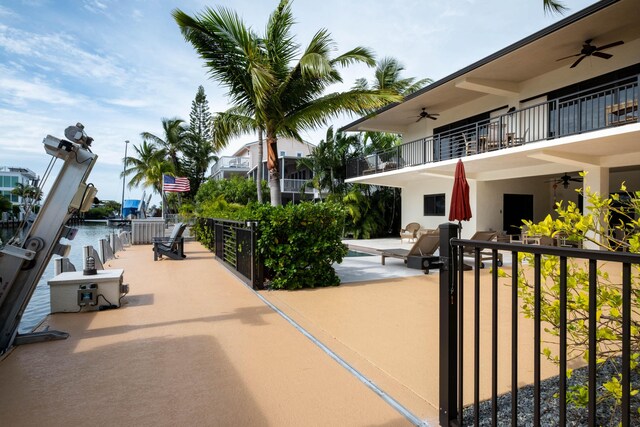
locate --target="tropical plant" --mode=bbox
[354,56,432,97]
[10,183,42,213]
[0,195,12,213]
[173,0,400,206]
[140,117,188,175]
[543,0,568,15]
[514,182,640,416]
[123,140,172,194]
[297,126,360,199]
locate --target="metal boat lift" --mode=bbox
[0,124,98,357]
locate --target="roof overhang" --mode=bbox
[342,0,639,134]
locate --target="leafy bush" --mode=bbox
[195,177,268,207]
[252,202,348,290]
[514,181,640,414]
[194,202,347,290]
[84,206,115,219]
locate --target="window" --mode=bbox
[296,152,303,157]
[280,150,286,157]
[424,193,445,216]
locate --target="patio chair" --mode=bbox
[400,222,421,243]
[152,222,187,261]
[379,233,441,273]
[463,230,503,268]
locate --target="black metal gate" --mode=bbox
[200,218,263,289]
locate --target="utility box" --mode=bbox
[48,269,125,313]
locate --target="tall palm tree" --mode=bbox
[173,0,400,206]
[140,118,188,175]
[123,140,172,195]
[354,56,432,97]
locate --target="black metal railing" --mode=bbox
[198,218,263,289]
[347,76,639,179]
[438,223,640,426]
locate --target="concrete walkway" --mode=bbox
[0,242,413,426]
[0,239,556,427]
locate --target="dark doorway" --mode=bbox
[503,194,534,235]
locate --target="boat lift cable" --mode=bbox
[249,288,429,427]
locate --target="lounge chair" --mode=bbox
[379,234,441,273]
[463,231,503,268]
[152,223,187,261]
[400,222,421,243]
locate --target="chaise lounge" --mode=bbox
[379,233,441,273]
[152,222,187,261]
[463,230,503,268]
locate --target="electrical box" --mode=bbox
[48,269,125,313]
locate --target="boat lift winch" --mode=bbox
[0,123,98,357]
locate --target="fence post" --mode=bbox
[439,222,459,426]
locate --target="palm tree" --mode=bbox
[11,182,41,214]
[543,0,568,14]
[173,0,401,206]
[297,126,360,199]
[140,118,188,175]
[123,140,172,195]
[354,56,432,97]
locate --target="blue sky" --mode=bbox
[0,0,596,205]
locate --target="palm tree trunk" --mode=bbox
[266,131,282,206]
[257,128,263,204]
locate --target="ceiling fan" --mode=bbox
[547,173,583,189]
[415,108,439,122]
[556,39,624,69]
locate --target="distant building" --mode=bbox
[0,166,38,206]
[210,138,318,204]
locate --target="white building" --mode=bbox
[210,138,317,204]
[0,166,38,207]
[343,0,639,246]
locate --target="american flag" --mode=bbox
[163,175,190,192]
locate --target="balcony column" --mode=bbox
[582,166,609,250]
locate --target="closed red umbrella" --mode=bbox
[449,159,472,224]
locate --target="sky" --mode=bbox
[0,0,598,206]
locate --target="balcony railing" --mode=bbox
[281,179,314,194]
[346,75,638,179]
[211,156,251,176]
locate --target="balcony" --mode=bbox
[281,179,314,194]
[210,156,251,178]
[346,76,638,179]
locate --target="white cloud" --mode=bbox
[0,76,80,107]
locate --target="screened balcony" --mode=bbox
[346,75,638,179]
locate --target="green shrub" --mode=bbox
[252,202,348,290]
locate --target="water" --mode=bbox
[346,250,374,257]
[1,223,114,333]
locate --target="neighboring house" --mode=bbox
[211,137,317,204]
[0,166,38,207]
[343,0,640,247]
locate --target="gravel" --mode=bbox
[460,358,640,426]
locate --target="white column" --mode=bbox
[582,167,609,250]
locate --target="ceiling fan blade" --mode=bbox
[428,116,437,120]
[595,40,624,51]
[556,53,582,62]
[416,116,424,123]
[592,51,613,59]
[570,55,586,68]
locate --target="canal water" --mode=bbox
[1,223,114,333]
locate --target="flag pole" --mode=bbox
[161,174,165,221]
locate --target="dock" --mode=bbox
[0,239,559,426]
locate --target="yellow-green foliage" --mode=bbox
[514,182,640,410]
